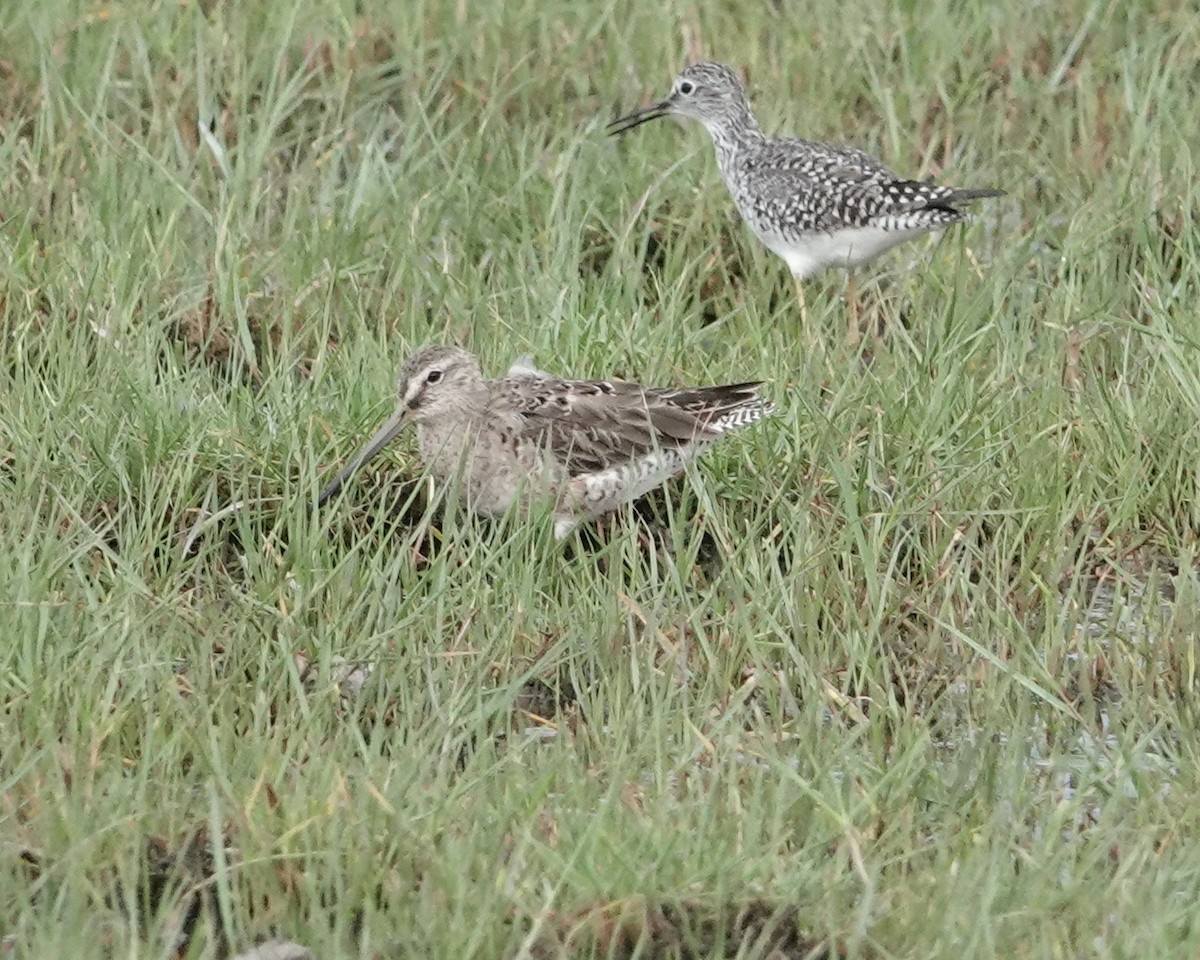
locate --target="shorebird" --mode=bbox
[316,345,775,539]
[607,62,1003,336]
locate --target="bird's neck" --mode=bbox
[414,386,490,463]
[436,386,491,428]
[704,105,764,165]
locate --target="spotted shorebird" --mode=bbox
[607,62,1003,336]
[316,345,775,539]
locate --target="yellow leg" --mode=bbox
[794,273,823,354]
[845,273,861,350]
[793,273,808,325]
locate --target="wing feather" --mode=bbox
[490,377,769,476]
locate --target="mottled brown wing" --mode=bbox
[492,377,737,477]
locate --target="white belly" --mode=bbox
[761,223,938,279]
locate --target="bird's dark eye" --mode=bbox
[678,80,695,96]
[426,369,443,384]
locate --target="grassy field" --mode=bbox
[3,0,1200,956]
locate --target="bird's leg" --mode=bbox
[794,272,824,355]
[792,273,808,325]
[791,272,834,371]
[844,273,862,350]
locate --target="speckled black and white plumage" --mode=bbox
[608,62,1003,279]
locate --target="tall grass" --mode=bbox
[2,0,1199,956]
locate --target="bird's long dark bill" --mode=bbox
[316,407,410,507]
[606,100,671,136]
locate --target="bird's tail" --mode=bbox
[667,382,776,434]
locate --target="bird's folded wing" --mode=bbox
[744,161,960,225]
[495,379,719,476]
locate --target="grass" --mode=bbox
[2,0,1200,956]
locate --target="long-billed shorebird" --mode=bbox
[607,62,1003,335]
[316,345,775,539]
